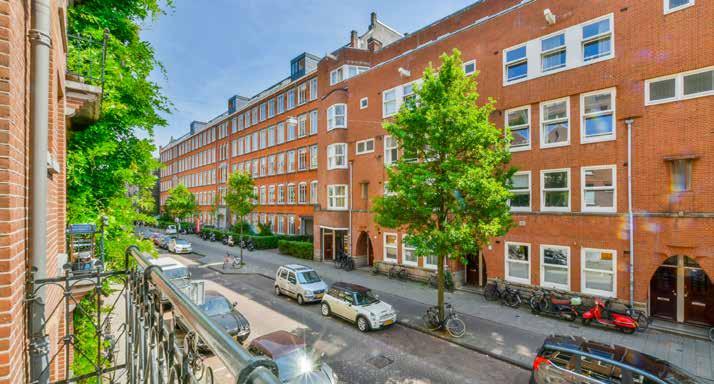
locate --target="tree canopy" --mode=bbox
[164,184,198,221]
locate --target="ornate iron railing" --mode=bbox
[66,31,108,90]
[26,246,282,384]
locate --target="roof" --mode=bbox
[282,264,312,272]
[331,282,369,293]
[249,331,306,359]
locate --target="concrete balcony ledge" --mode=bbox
[65,75,102,127]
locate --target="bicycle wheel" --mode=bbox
[343,258,354,271]
[483,282,499,301]
[388,268,397,279]
[445,317,466,338]
[504,292,521,308]
[635,312,650,332]
[398,268,408,281]
[529,295,542,313]
[422,310,441,331]
[428,275,437,289]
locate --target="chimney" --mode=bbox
[350,30,359,48]
[370,12,377,30]
[367,37,382,52]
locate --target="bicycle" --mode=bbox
[388,264,408,281]
[340,255,355,271]
[223,252,244,270]
[483,279,522,308]
[239,237,255,251]
[422,302,466,338]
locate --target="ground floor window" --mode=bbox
[402,240,418,267]
[540,245,570,290]
[505,242,530,284]
[384,233,398,263]
[276,215,284,234]
[288,216,296,235]
[582,248,617,297]
[423,254,439,270]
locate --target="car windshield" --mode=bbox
[199,296,231,317]
[353,290,379,306]
[297,271,321,284]
[175,240,190,245]
[163,267,188,280]
[274,349,320,381]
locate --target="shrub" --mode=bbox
[275,235,313,243]
[231,221,254,236]
[257,223,273,236]
[278,240,313,260]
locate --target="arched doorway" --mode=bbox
[465,252,487,287]
[355,232,374,266]
[650,255,713,326]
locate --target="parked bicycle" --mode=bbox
[483,279,522,308]
[223,252,244,270]
[422,302,466,338]
[388,264,408,280]
[238,237,255,251]
[333,250,354,271]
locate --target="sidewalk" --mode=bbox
[180,233,714,379]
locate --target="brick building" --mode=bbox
[160,0,713,327]
[0,0,101,382]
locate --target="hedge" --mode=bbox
[278,240,313,260]
[198,227,313,250]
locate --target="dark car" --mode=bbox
[179,291,250,345]
[532,335,710,384]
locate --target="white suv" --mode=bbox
[274,264,328,305]
[320,282,397,332]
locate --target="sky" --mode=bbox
[142,0,477,153]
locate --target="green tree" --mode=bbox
[225,171,255,260]
[372,50,514,322]
[164,185,198,229]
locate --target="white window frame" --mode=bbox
[298,114,307,138]
[298,182,307,204]
[581,248,617,297]
[383,233,398,264]
[287,183,296,205]
[327,104,347,130]
[509,171,531,212]
[540,244,571,290]
[540,32,566,72]
[581,15,614,63]
[360,97,368,109]
[540,97,570,148]
[402,241,418,267]
[505,105,531,152]
[581,165,617,213]
[326,184,348,211]
[310,144,318,169]
[384,135,398,165]
[277,184,285,204]
[504,44,528,83]
[463,60,476,76]
[382,88,398,117]
[505,242,531,284]
[664,0,694,15]
[580,88,616,143]
[309,180,318,204]
[286,150,295,172]
[541,168,571,212]
[327,143,348,170]
[645,66,714,105]
[309,110,318,135]
[356,138,374,155]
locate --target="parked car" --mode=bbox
[248,331,337,384]
[165,225,177,235]
[274,265,328,305]
[168,238,192,254]
[145,257,191,307]
[320,282,397,332]
[159,235,175,249]
[531,335,709,384]
[178,291,250,345]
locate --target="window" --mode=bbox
[541,169,570,212]
[244,136,251,153]
[297,183,307,204]
[310,181,318,204]
[251,159,259,178]
[268,98,275,118]
[287,184,296,204]
[509,172,531,211]
[505,242,530,284]
[286,150,295,172]
[540,245,570,290]
[310,145,318,169]
[288,216,295,235]
[287,121,296,141]
[360,97,368,109]
[260,186,266,205]
[327,185,348,210]
[541,33,566,72]
[298,147,308,171]
[252,107,258,125]
[267,155,275,176]
[581,89,616,143]
[669,159,692,192]
[646,67,714,105]
[582,18,612,62]
[540,98,569,147]
[505,106,530,151]
[259,129,267,149]
[327,143,347,169]
[252,132,259,151]
[277,184,285,204]
[309,110,318,135]
[260,157,267,177]
[309,78,318,100]
[276,122,285,144]
[582,165,616,212]
[582,248,617,297]
[463,60,476,76]
[356,138,374,155]
[244,111,251,128]
[297,83,307,105]
[298,114,307,137]
[277,153,285,174]
[327,104,346,130]
[383,89,397,117]
[267,126,275,147]
[505,45,527,82]
[276,215,284,234]
[330,65,368,85]
[665,0,694,14]
[383,233,398,263]
[287,89,295,109]
[384,135,398,165]
[277,94,285,114]
[402,240,418,266]
[260,103,266,121]
[268,185,275,204]
[330,67,344,85]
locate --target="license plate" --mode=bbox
[383,319,394,326]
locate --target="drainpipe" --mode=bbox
[28,0,52,383]
[625,118,635,309]
[348,161,353,257]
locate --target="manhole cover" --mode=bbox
[367,355,393,369]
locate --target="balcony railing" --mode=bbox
[66,31,108,89]
[26,245,282,384]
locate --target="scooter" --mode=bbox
[223,235,235,247]
[239,237,255,251]
[209,232,217,242]
[531,291,580,322]
[581,298,638,334]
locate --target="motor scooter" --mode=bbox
[581,298,638,334]
[209,232,217,242]
[531,291,580,322]
[223,235,235,247]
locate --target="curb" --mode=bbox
[206,265,275,281]
[397,320,533,371]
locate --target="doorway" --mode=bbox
[321,228,347,262]
[650,255,713,326]
[465,252,487,287]
[355,232,374,266]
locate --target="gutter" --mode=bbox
[625,118,635,308]
[349,160,354,257]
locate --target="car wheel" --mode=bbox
[274,286,281,296]
[357,317,370,332]
[297,295,304,305]
[321,303,331,317]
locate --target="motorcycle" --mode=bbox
[239,237,255,251]
[581,298,638,334]
[223,235,235,247]
[530,290,580,322]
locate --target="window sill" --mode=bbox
[581,135,615,144]
[540,141,570,149]
[509,145,531,153]
[505,276,531,285]
[541,207,571,213]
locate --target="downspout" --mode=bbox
[28,0,52,383]
[625,118,635,308]
[348,161,353,257]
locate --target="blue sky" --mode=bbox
[143,0,477,152]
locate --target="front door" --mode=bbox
[650,255,713,326]
[323,230,334,261]
[650,265,677,321]
[684,268,712,325]
[466,253,478,286]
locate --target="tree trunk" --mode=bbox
[438,253,445,323]
[239,216,244,260]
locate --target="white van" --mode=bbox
[274,264,327,305]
